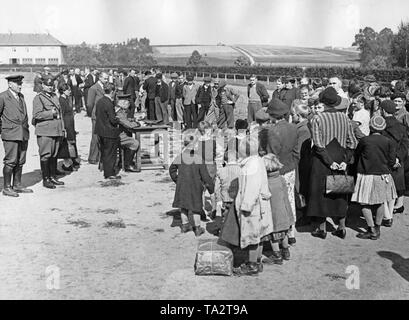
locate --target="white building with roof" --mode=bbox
[0,33,66,65]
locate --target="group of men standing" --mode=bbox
[0,73,66,197]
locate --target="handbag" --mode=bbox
[326,171,355,194]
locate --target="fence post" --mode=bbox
[267,76,269,86]
[217,73,219,80]
[233,74,236,82]
[225,74,227,80]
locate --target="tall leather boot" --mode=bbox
[13,165,33,193]
[124,150,139,172]
[41,160,56,189]
[3,165,19,197]
[49,157,64,186]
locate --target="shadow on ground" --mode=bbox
[378,251,409,283]
[0,161,76,192]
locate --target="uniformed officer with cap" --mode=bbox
[0,75,33,197]
[115,93,141,172]
[32,75,66,189]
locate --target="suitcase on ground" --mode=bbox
[194,238,233,276]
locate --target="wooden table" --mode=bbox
[133,125,170,171]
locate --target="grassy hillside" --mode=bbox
[152,45,240,66]
[152,44,360,67]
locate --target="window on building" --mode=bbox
[48,58,59,65]
[9,58,20,64]
[22,58,33,64]
[35,58,46,64]
[12,47,16,52]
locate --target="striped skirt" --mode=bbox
[351,174,397,205]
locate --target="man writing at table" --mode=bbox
[115,94,141,173]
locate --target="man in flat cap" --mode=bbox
[196,77,213,123]
[32,75,66,189]
[115,94,141,172]
[0,75,33,197]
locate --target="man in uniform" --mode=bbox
[115,94,141,172]
[32,75,65,189]
[0,75,33,197]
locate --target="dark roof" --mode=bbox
[0,33,65,47]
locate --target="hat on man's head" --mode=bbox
[369,115,386,131]
[364,84,380,98]
[186,75,194,81]
[364,74,377,82]
[156,73,163,79]
[255,108,270,123]
[203,77,212,83]
[62,69,69,75]
[41,75,54,86]
[5,75,24,83]
[170,72,178,79]
[380,100,397,114]
[319,87,342,108]
[117,93,132,100]
[266,98,290,117]
[391,91,406,100]
[219,80,227,88]
[43,67,51,71]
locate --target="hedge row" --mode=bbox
[4,64,409,82]
[154,65,409,82]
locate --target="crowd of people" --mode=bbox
[167,73,409,276]
[1,67,409,277]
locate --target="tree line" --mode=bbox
[64,37,157,66]
[354,21,409,68]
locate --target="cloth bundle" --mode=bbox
[194,239,233,276]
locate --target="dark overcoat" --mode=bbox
[0,90,30,141]
[59,95,76,140]
[169,149,215,212]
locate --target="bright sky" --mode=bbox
[1,0,409,47]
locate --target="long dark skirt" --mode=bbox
[219,203,240,247]
[403,156,409,196]
[57,138,78,159]
[392,165,405,196]
[306,139,349,218]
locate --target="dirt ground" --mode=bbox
[0,74,409,300]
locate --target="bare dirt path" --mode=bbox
[0,77,408,299]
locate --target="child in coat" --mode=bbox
[169,134,215,237]
[261,153,295,264]
[228,135,273,276]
